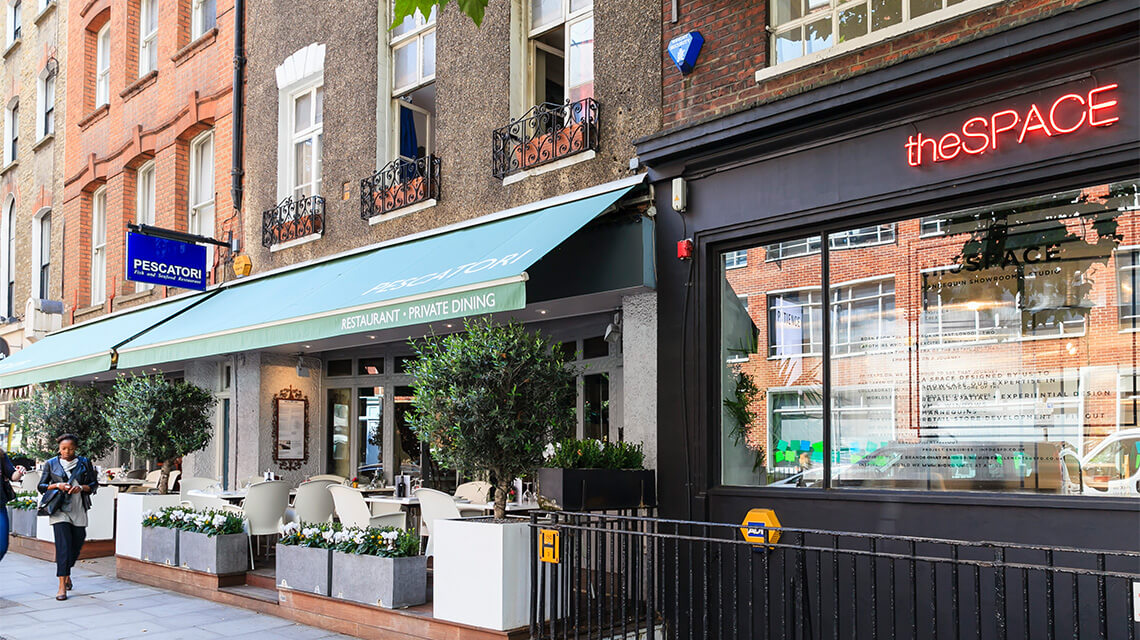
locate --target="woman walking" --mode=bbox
[1,446,28,563]
[37,433,98,601]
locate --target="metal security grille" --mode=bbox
[530,511,1140,640]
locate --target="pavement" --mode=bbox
[0,551,356,640]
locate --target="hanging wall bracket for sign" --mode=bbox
[272,386,310,470]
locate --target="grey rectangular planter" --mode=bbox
[331,552,427,609]
[179,531,249,575]
[276,544,332,596]
[537,468,656,511]
[10,508,37,537]
[141,526,179,566]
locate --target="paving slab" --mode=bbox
[0,550,355,639]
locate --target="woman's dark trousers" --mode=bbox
[52,522,86,577]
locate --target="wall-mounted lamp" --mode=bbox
[296,355,310,378]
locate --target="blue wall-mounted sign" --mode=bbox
[126,232,208,291]
[668,31,704,75]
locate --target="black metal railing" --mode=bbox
[530,511,1140,640]
[360,155,440,220]
[492,98,599,179]
[261,194,325,248]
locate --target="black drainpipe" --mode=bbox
[230,0,246,215]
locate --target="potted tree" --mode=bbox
[15,383,117,543]
[330,526,425,608]
[406,319,575,631]
[104,375,216,560]
[537,438,656,511]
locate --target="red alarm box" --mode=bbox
[677,239,694,260]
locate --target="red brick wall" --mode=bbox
[661,0,1097,129]
[62,0,233,319]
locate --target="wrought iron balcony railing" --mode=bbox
[261,194,325,248]
[360,155,441,220]
[491,98,599,179]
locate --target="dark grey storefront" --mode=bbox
[635,0,1139,564]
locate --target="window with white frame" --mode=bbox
[91,187,106,304]
[1120,372,1139,429]
[139,0,158,74]
[36,0,51,13]
[767,288,823,358]
[4,100,18,165]
[34,210,49,299]
[764,224,895,260]
[189,131,215,242]
[135,162,155,290]
[290,87,322,199]
[831,277,895,356]
[96,24,110,107]
[529,0,593,108]
[1118,248,1139,332]
[36,69,54,139]
[919,215,947,237]
[724,249,748,269]
[770,0,987,67]
[7,0,21,44]
[391,3,435,161]
[3,200,13,317]
[191,0,215,40]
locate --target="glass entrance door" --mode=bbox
[327,388,352,478]
[357,386,384,478]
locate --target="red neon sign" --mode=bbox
[906,83,1120,167]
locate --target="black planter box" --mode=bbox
[537,468,656,511]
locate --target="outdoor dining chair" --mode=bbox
[289,479,336,524]
[124,469,147,479]
[329,485,405,529]
[179,477,221,504]
[453,481,493,517]
[236,480,291,568]
[309,474,347,484]
[415,487,467,557]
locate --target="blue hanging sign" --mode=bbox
[668,31,704,75]
[126,232,208,291]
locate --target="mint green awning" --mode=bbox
[116,184,636,369]
[0,295,206,388]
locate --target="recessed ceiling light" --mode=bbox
[368,335,376,340]
[304,345,312,349]
[445,323,453,328]
[537,309,547,315]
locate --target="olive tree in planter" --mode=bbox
[15,383,113,463]
[104,376,216,559]
[406,319,575,631]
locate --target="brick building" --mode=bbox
[0,0,67,358]
[59,0,234,322]
[635,0,1138,570]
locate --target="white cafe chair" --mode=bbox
[309,474,347,484]
[288,479,336,524]
[453,480,493,517]
[179,476,221,506]
[233,480,291,568]
[415,487,471,558]
[329,485,405,529]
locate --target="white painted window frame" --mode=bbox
[91,187,107,305]
[1,198,14,318]
[7,0,21,46]
[527,0,592,109]
[31,207,49,299]
[389,4,436,98]
[138,0,158,75]
[275,44,325,203]
[135,161,156,291]
[3,99,18,165]
[191,0,215,40]
[289,84,323,200]
[95,23,111,107]
[189,130,215,265]
[35,68,54,140]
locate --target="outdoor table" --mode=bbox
[186,488,297,504]
[103,478,146,488]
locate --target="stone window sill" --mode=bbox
[32,133,53,152]
[74,303,104,320]
[3,38,20,59]
[269,233,322,252]
[501,150,596,186]
[367,198,437,225]
[120,70,158,101]
[172,28,217,67]
[0,160,17,176]
[34,0,56,25]
[115,289,154,305]
[78,104,110,130]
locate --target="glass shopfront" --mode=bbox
[720,178,1140,497]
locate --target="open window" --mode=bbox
[529,0,593,108]
[390,4,435,161]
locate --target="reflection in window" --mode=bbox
[357,387,383,476]
[724,249,747,269]
[583,373,609,440]
[327,388,352,477]
[720,178,1140,496]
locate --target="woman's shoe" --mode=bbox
[65,578,73,590]
[55,593,67,601]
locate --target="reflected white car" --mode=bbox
[1081,429,1140,497]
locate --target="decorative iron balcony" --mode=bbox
[261,195,325,248]
[491,98,599,179]
[360,155,441,220]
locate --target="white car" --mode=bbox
[1081,429,1140,497]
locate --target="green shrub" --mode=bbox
[14,384,113,462]
[544,438,645,470]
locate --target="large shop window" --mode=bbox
[720,178,1140,497]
